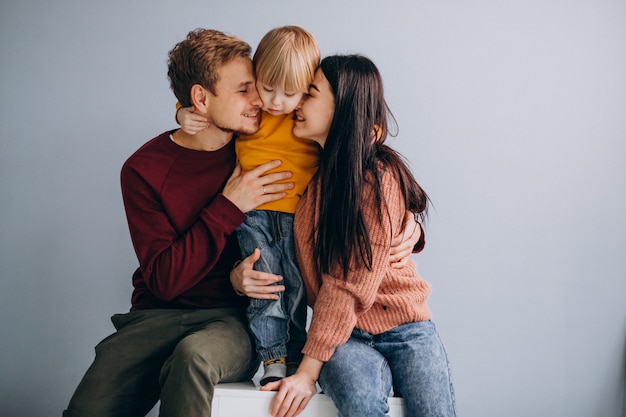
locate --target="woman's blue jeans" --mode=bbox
[318,321,457,417]
[237,210,307,364]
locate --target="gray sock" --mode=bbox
[260,361,287,386]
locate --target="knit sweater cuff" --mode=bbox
[301,341,334,363]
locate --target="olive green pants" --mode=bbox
[63,307,259,417]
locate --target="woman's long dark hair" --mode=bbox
[314,55,430,277]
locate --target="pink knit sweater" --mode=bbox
[294,167,433,362]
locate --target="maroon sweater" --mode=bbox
[120,131,247,310]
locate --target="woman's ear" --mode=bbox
[190,84,210,113]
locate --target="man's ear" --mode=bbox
[190,84,211,113]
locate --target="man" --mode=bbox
[63,28,292,417]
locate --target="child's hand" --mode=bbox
[177,106,209,135]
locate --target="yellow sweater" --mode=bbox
[236,112,320,213]
[294,167,433,362]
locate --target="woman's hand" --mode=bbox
[230,248,284,299]
[262,356,322,417]
[389,210,422,268]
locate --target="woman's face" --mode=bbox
[293,68,335,147]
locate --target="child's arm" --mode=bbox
[175,105,210,135]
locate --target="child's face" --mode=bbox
[256,81,305,116]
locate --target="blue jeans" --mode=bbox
[318,321,457,417]
[236,210,307,364]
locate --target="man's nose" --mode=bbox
[251,90,263,107]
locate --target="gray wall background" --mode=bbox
[1,1,625,416]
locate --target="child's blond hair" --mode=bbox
[253,26,320,93]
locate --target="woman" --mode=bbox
[280,54,458,417]
[235,54,456,417]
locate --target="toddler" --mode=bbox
[177,25,320,387]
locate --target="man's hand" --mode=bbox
[230,248,285,299]
[389,211,422,268]
[222,160,294,213]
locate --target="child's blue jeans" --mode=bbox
[236,210,307,364]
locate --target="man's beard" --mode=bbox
[214,122,258,136]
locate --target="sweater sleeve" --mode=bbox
[303,170,405,361]
[121,154,245,302]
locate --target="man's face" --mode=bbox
[207,57,263,135]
